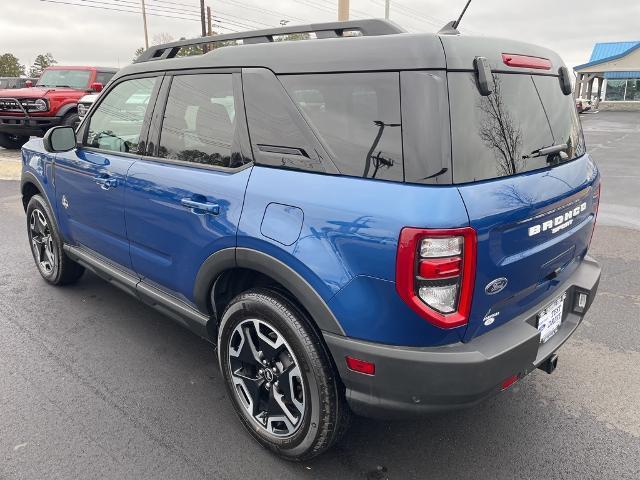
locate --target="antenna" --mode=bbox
[453,0,473,29]
[438,0,473,35]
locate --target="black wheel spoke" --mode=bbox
[227,318,305,438]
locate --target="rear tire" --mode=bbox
[0,132,29,149]
[218,288,351,461]
[26,194,84,285]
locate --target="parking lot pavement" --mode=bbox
[0,147,21,180]
[1,111,639,479]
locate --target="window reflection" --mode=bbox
[282,73,403,182]
[158,74,238,167]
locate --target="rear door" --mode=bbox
[55,74,160,269]
[125,71,252,305]
[447,71,599,341]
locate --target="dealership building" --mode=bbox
[574,41,640,110]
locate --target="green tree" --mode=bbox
[0,53,25,77]
[29,53,57,77]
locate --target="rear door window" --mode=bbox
[281,73,403,182]
[158,73,238,168]
[448,73,583,183]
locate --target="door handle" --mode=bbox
[93,175,117,190]
[181,198,220,215]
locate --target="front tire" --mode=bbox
[0,132,29,149]
[218,288,351,461]
[26,194,84,285]
[61,111,81,130]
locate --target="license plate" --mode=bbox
[537,294,566,343]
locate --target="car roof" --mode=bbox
[114,19,564,81]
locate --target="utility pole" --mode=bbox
[207,6,212,35]
[338,0,349,21]
[141,0,149,49]
[200,0,208,53]
[385,0,390,19]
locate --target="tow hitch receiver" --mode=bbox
[538,354,559,374]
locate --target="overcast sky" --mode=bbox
[1,0,639,71]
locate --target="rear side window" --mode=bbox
[95,71,115,86]
[448,73,584,183]
[281,73,403,182]
[158,73,238,168]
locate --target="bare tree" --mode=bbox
[477,75,523,177]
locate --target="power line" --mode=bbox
[39,0,200,21]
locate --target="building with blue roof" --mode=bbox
[574,41,640,109]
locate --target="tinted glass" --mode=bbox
[158,74,236,167]
[85,77,157,153]
[281,73,403,182]
[532,75,585,161]
[95,71,115,86]
[243,68,326,173]
[37,69,91,89]
[449,73,583,183]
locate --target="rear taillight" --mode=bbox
[588,182,601,248]
[396,227,476,329]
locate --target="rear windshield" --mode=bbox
[448,73,585,183]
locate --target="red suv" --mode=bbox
[0,66,117,149]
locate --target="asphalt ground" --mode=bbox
[1,111,639,479]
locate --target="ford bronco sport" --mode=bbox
[0,65,116,149]
[20,20,601,460]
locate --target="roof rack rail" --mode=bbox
[134,19,405,63]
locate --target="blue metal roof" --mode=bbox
[574,41,640,71]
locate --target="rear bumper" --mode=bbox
[0,115,61,136]
[324,256,601,418]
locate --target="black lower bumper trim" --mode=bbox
[0,115,61,136]
[324,256,601,418]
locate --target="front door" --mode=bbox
[125,72,252,304]
[55,75,160,269]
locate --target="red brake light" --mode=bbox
[396,227,476,329]
[345,356,375,375]
[500,374,519,391]
[502,53,552,70]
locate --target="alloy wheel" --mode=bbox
[29,208,56,275]
[227,318,305,437]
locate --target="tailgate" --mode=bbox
[458,158,599,341]
[445,62,599,341]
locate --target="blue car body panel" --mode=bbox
[238,165,470,345]
[54,148,137,270]
[125,159,251,305]
[457,154,599,341]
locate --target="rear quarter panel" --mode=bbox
[238,166,470,346]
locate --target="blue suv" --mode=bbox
[20,20,601,460]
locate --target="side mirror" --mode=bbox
[43,126,77,153]
[25,80,33,88]
[90,82,103,92]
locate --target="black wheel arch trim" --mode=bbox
[194,247,345,336]
[21,172,59,231]
[56,103,78,118]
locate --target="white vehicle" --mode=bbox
[77,93,99,119]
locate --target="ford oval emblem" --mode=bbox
[485,278,508,295]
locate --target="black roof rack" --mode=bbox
[134,19,405,63]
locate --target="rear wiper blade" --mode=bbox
[522,144,568,159]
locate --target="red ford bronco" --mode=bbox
[0,65,117,149]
